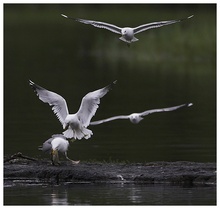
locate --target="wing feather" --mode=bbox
[29,80,69,126]
[76,18,121,34]
[134,15,193,34]
[61,14,122,34]
[140,103,193,117]
[77,81,117,127]
[90,115,129,125]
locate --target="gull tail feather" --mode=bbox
[82,128,93,140]
[63,128,75,139]
[131,37,139,42]
[119,36,139,43]
[119,36,130,43]
[63,127,93,140]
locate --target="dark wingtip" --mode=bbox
[180,15,194,22]
[61,14,68,18]
[28,80,44,92]
[187,103,193,107]
[188,15,194,19]
[105,80,117,91]
[61,13,78,21]
[29,79,34,86]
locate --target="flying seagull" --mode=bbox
[61,14,193,45]
[39,134,80,165]
[29,80,117,139]
[90,103,193,125]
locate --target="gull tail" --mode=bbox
[131,37,139,42]
[81,128,93,140]
[63,128,75,139]
[63,127,93,140]
[119,36,139,43]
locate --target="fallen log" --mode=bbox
[4,154,216,186]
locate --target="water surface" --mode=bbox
[4,183,216,205]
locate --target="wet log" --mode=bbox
[4,153,216,186]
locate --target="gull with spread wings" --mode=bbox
[61,14,193,45]
[90,103,193,125]
[29,80,117,139]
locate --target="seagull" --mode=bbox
[38,134,80,165]
[90,103,193,125]
[29,80,117,139]
[61,14,193,45]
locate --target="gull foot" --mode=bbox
[71,160,80,165]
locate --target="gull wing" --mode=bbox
[61,14,122,34]
[77,81,117,127]
[134,15,194,34]
[39,137,53,153]
[90,115,129,125]
[29,80,69,126]
[140,103,193,117]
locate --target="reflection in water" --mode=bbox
[128,185,142,204]
[50,187,68,205]
[4,183,216,205]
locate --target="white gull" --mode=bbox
[29,80,117,139]
[90,103,193,125]
[61,14,193,45]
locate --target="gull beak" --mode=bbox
[51,149,59,165]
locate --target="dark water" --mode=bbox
[4,4,216,163]
[4,4,216,205]
[4,183,216,205]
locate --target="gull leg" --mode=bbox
[64,152,80,164]
[51,152,55,165]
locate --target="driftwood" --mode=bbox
[4,153,216,187]
[4,152,38,163]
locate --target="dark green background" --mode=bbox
[4,4,216,162]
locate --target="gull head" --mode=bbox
[121,27,134,40]
[129,113,143,124]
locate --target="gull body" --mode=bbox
[29,80,116,139]
[90,103,193,125]
[39,134,79,165]
[61,14,193,45]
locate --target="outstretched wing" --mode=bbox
[90,115,129,125]
[77,81,117,127]
[61,14,122,34]
[134,15,194,34]
[140,103,193,117]
[29,80,69,126]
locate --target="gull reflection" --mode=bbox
[127,185,142,204]
[50,187,68,205]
